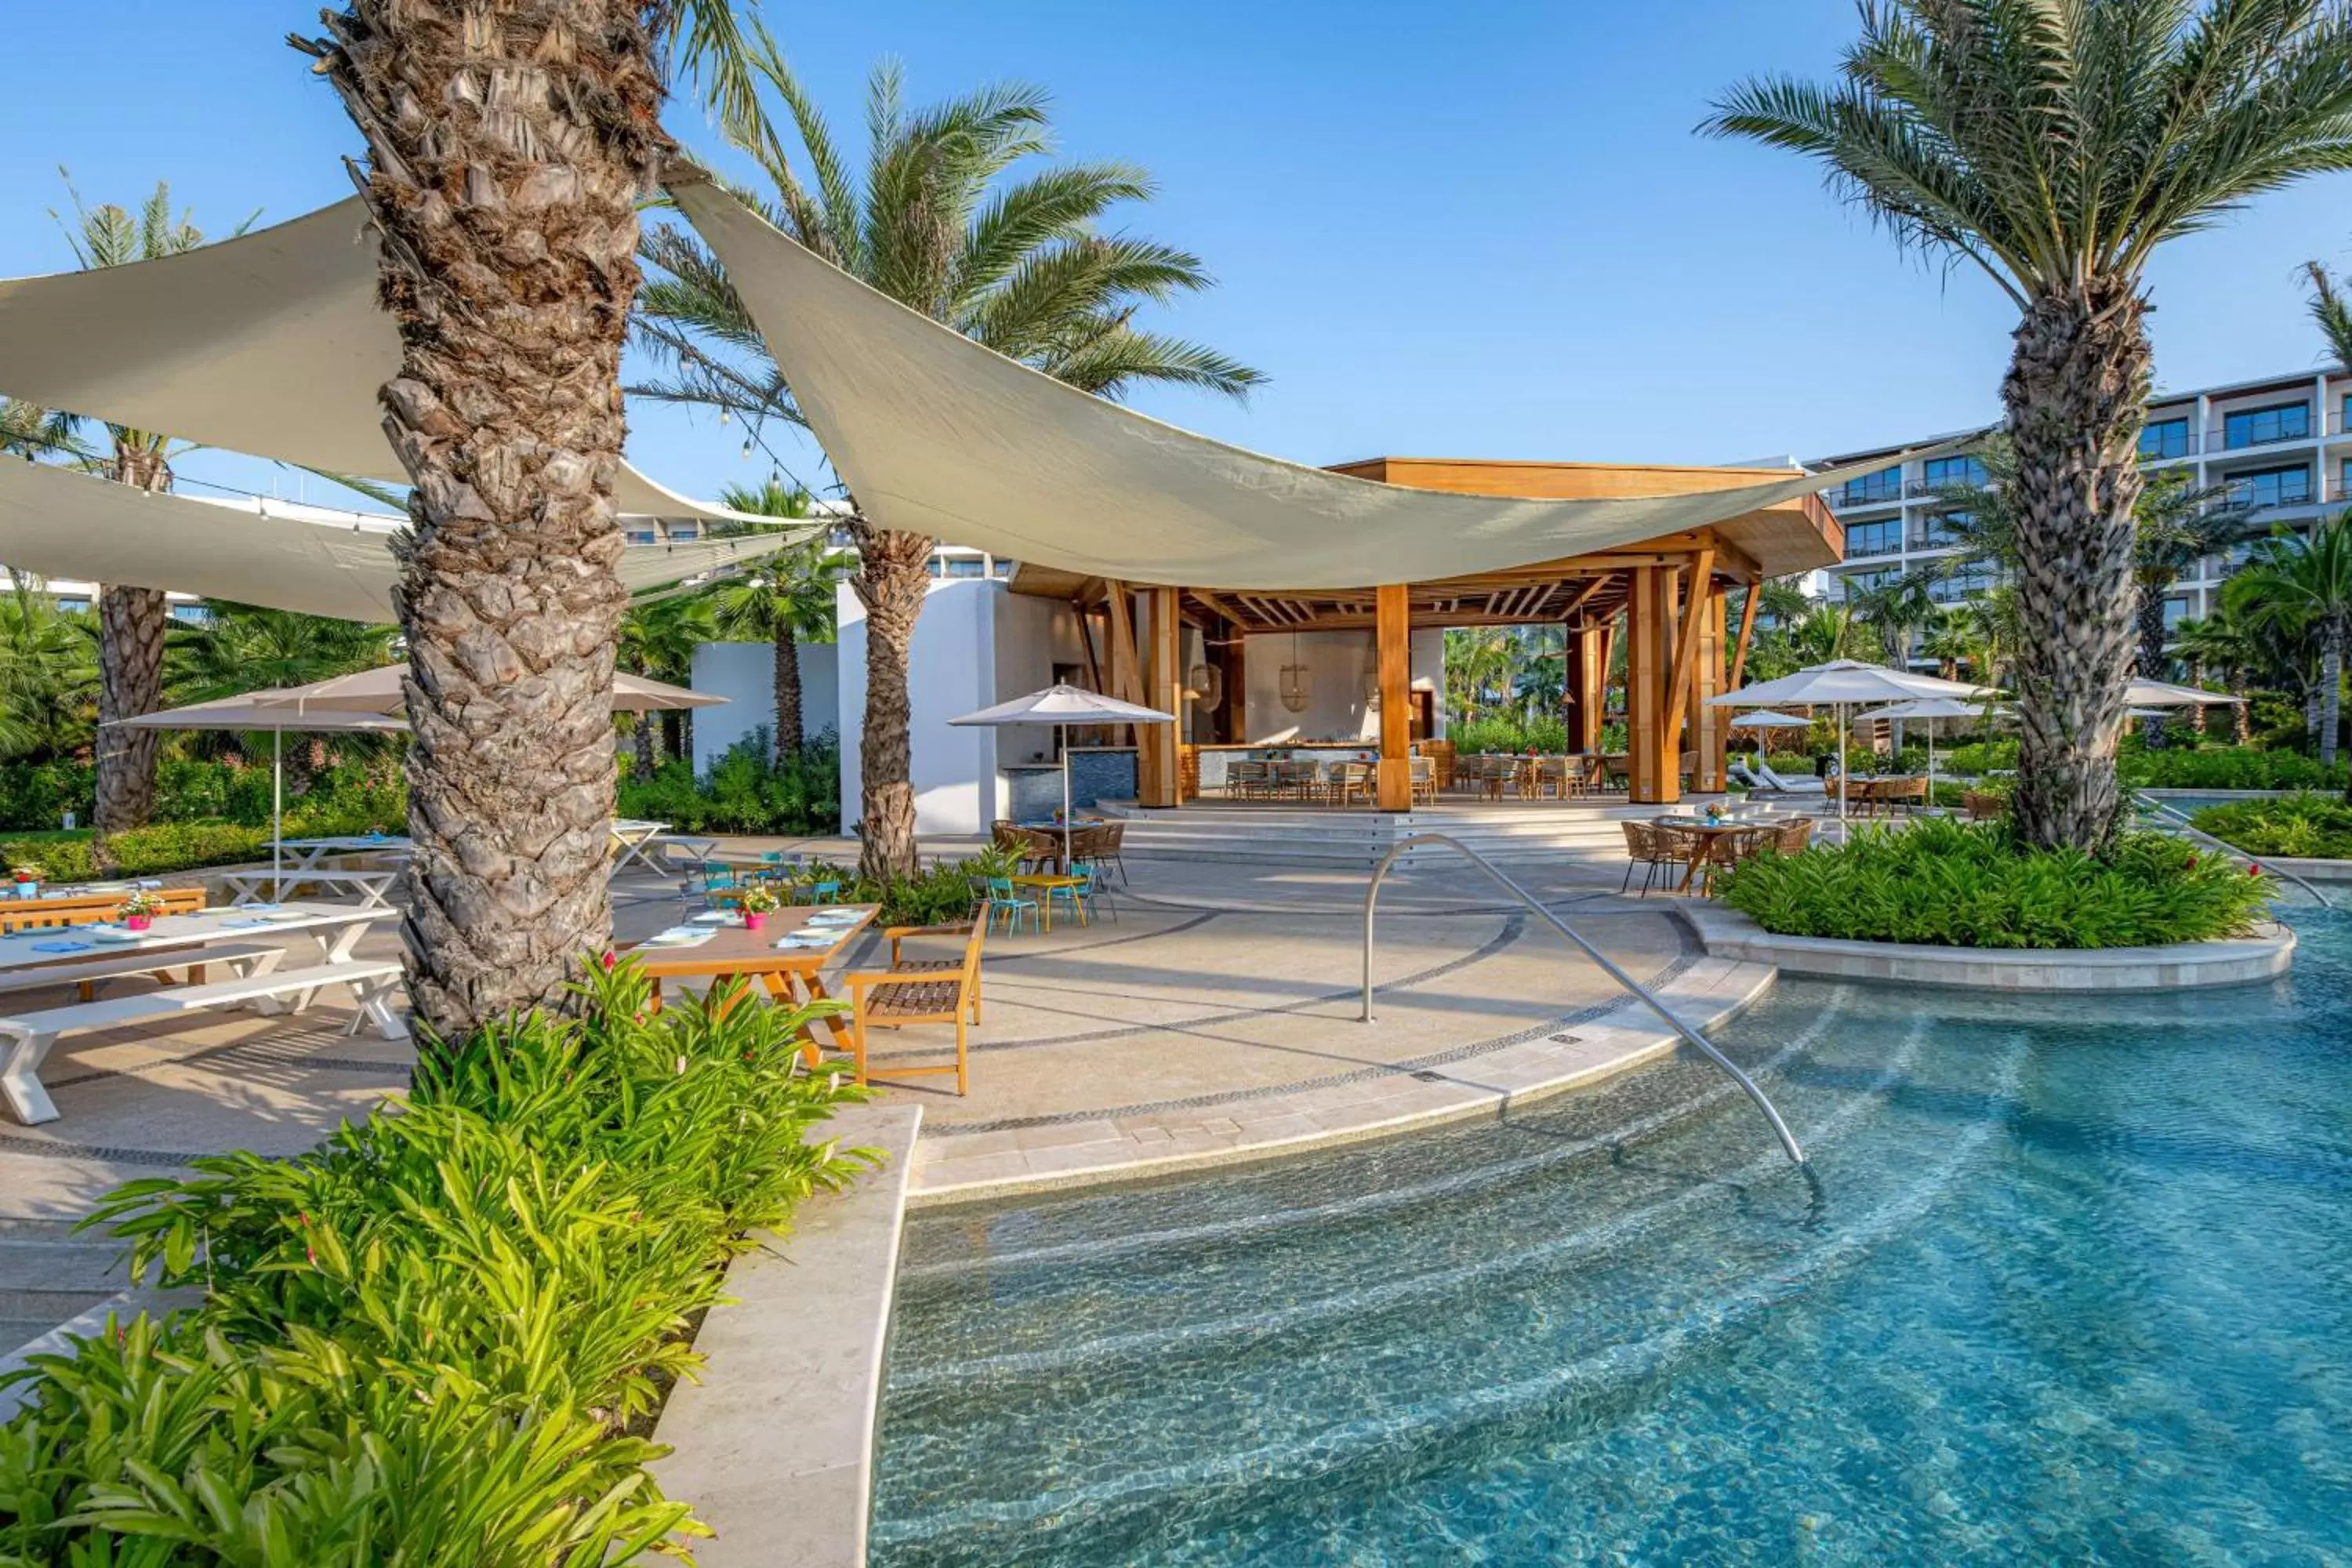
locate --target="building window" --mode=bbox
[1838,566,1899,597]
[2163,593,2191,630]
[169,604,210,624]
[1914,509,1969,550]
[2223,464,2312,510]
[1846,518,1901,558]
[668,523,699,542]
[2140,417,2191,459]
[623,528,657,545]
[1922,455,1987,490]
[2221,401,2310,449]
[991,558,1015,578]
[54,596,89,615]
[1929,562,1998,603]
[2339,456,2350,503]
[944,557,985,579]
[1832,466,1902,507]
[926,557,945,578]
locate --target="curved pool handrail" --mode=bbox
[2136,797,2333,911]
[1360,832,1806,1167]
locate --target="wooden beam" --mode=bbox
[1693,586,1729,792]
[1374,583,1413,811]
[1626,567,1671,804]
[1138,586,1181,806]
[1570,622,1605,753]
[1102,579,1142,707]
[1072,601,1105,697]
[1661,547,1717,773]
[1729,580,1761,690]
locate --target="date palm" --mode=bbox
[49,182,251,850]
[702,481,844,760]
[0,572,96,762]
[2171,608,2257,742]
[617,593,717,776]
[2227,513,2352,773]
[2129,469,2247,741]
[2307,258,2352,371]
[295,2,763,1035]
[166,604,399,705]
[1706,0,2352,848]
[632,42,1261,877]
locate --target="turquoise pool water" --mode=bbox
[873,913,2352,1565]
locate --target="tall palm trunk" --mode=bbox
[2136,575,2171,749]
[2230,665,2251,746]
[313,3,653,1036]
[2321,628,2345,771]
[852,526,932,880]
[2004,285,2148,851]
[773,622,803,759]
[92,444,172,855]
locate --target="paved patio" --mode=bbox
[0,837,1731,1352]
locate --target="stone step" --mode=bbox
[0,1287,120,1324]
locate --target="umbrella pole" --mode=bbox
[1837,706,1848,822]
[272,726,284,899]
[1062,746,1074,873]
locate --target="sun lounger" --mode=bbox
[1753,761,1828,796]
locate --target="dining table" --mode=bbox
[1652,815,1762,895]
[0,900,390,993]
[622,902,880,1067]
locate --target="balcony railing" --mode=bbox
[2209,415,2315,452]
[1828,479,1905,510]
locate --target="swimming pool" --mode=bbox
[873,910,2352,1565]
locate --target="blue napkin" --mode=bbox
[31,940,93,953]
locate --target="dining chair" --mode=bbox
[985,877,1042,935]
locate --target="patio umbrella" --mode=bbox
[949,684,1178,866]
[245,663,724,715]
[106,696,409,888]
[2124,677,2244,710]
[1709,660,1998,821]
[1860,696,2013,797]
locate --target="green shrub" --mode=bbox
[767,844,1021,927]
[2120,746,2347,792]
[0,760,95,832]
[618,730,840,836]
[1942,738,2020,776]
[2189,792,2352,860]
[0,964,867,1564]
[1719,817,2273,949]
[1451,715,1570,755]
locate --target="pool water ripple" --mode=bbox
[873,912,2352,1566]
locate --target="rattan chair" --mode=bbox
[1773,818,1816,855]
[1619,821,1686,897]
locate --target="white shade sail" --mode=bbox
[1709,659,1997,709]
[668,180,1959,592]
[0,198,768,524]
[0,458,808,620]
[245,663,721,717]
[948,684,1175,728]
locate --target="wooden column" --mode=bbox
[1374,583,1413,811]
[1692,586,1729,792]
[1568,623,1605,753]
[1211,619,1246,743]
[1625,565,1679,805]
[1138,586,1181,806]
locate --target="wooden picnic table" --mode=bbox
[622,903,880,1067]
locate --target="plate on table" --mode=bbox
[640,927,717,949]
[771,933,834,950]
[87,927,143,945]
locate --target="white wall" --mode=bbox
[836,578,1006,837]
[689,641,840,771]
[1238,629,1443,742]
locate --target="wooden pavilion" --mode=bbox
[1010,457,1844,809]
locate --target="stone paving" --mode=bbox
[0,832,1739,1352]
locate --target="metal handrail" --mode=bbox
[1359,833,1806,1166]
[2137,797,2333,910]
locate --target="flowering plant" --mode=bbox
[119,889,166,919]
[738,883,782,914]
[10,865,41,884]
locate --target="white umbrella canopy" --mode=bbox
[2125,677,2244,709]
[245,664,724,715]
[1728,710,1815,728]
[1711,661,2002,821]
[949,684,1178,863]
[107,699,410,886]
[1860,697,2012,794]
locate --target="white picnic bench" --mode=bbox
[220,869,399,909]
[0,903,402,1126]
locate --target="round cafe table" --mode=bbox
[1653,816,1756,895]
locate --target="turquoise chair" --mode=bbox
[809,879,842,905]
[1047,862,1113,928]
[985,877,1041,935]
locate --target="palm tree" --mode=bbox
[2172,608,2259,743]
[617,594,717,776]
[2227,514,2352,773]
[1706,2,2352,848]
[1849,573,1937,670]
[632,45,1261,877]
[1921,607,1979,681]
[48,182,250,851]
[0,572,96,762]
[1444,626,1523,723]
[296,3,763,1036]
[166,604,398,705]
[701,481,844,758]
[2129,470,2246,742]
[2307,259,2352,371]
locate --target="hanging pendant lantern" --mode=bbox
[1279,631,1312,714]
[1186,662,1224,710]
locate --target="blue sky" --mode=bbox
[4,1,2349,512]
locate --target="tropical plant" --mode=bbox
[0,573,96,760]
[631,42,1261,880]
[703,480,844,757]
[2171,608,2259,742]
[45,180,253,849]
[2226,514,2352,775]
[291,1,765,1037]
[1719,816,2272,949]
[2121,744,2347,789]
[616,593,717,776]
[1444,626,1525,722]
[164,602,398,705]
[2307,257,2352,373]
[1920,606,1979,681]
[0,964,863,1564]
[616,729,841,836]
[1706,0,2352,851]
[1848,572,1937,670]
[2191,790,2352,858]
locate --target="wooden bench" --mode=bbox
[0,887,205,935]
[840,924,987,1095]
[0,941,287,1004]
[0,960,407,1125]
